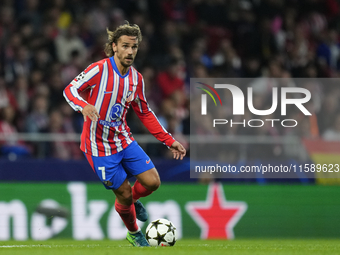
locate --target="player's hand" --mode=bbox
[170,141,186,160]
[82,104,100,122]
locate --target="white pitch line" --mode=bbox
[0,244,101,248]
[0,245,51,248]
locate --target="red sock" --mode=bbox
[132,180,153,201]
[114,200,139,232]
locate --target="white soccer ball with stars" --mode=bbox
[145,218,177,246]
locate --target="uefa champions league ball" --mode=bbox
[145,218,177,246]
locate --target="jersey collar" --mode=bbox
[110,56,130,78]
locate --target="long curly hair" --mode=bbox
[104,21,142,57]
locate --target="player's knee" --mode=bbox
[114,183,133,205]
[138,168,161,191]
[148,177,161,191]
[116,191,133,205]
[121,191,133,202]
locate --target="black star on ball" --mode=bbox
[154,231,167,246]
[151,219,162,230]
[145,230,152,242]
[165,223,175,232]
[168,238,176,246]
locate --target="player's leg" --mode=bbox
[131,168,160,222]
[122,141,160,197]
[122,141,160,222]
[112,178,133,205]
[112,179,138,230]
[84,152,149,246]
[133,167,160,201]
[113,180,150,246]
[113,181,149,246]
[84,153,138,230]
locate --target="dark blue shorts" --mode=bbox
[84,141,155,190]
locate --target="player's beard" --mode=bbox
[116,50,134,68]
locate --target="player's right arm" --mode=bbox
[63,64,101,122]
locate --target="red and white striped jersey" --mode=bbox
[63,57,175,157]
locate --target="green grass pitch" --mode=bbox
[1,239,340,255]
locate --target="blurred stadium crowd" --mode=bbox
[1,0,340,160]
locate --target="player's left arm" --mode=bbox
[131,78,186,160]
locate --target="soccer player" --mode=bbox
[63,22,186,246]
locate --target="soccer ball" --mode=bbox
[145,218,177,246]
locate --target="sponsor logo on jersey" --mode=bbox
[99,103,123,127]
[99,120,122,127]
[110,103,122,121]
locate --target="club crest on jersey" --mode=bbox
[126,91,133,102]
